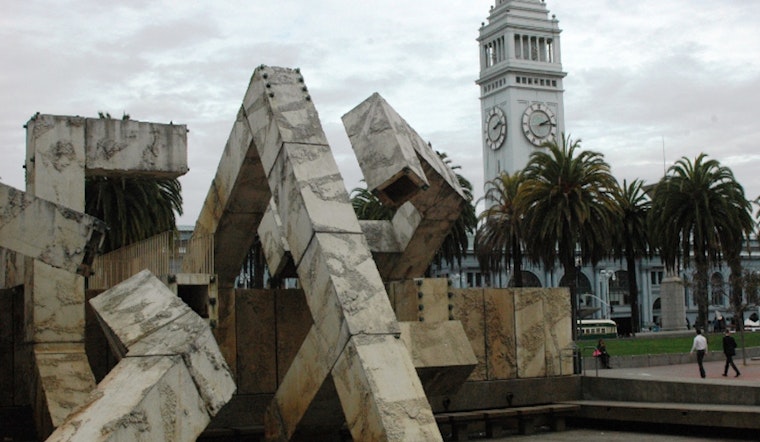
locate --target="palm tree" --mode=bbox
[518,135,620,339]
[715,181,754,329]
[475,170,526,287]
[611,179,651,334]
[435,153,477,269]
[649,153,749,330]
[85,176,183,253]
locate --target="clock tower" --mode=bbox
[477,0,566,185]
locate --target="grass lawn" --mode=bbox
[577,331,760,357]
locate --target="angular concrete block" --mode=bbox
[341,94,465,280]
[25,114,86,210]
[89,270,192,356]
[258,200,292,278]
[243,66,329,175]
[297,232,399,339]
[342,93,429,208]
[332,334,442,441]
[84,117,188,179]
[90,270,235,416]
[398,321,477,396]
[484,288,517,380]
[0,183,105,275]
[127,310,235,416]
[268,142,361,265]
[25,260,86,343]
[47,356,210,442]
[32,344,96,435]
[391,202,422,248]
[390,278,450,323]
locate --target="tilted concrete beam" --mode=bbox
[48,270,235,441]
[0,182,105,276]
[342,93,467,280]
[241,66,441,441]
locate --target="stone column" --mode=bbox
[660,274,687,331]
[24,115,92,437]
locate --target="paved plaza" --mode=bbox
[494,358,760,442]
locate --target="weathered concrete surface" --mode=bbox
[340,92,429,208]
[0,182,105,276]
[241,66,441,441]
[47,355,210,442]
[84,117,188,178]
[447,288,573,382]
[342,93,467,281]
[31,344,96,437]
[257,200,294,279]
[23,260,86,343]
[19,113,189,439]
[48,270,235,441]
[26,114,188,181]
[390,278,451,323]
[398,321,477,396]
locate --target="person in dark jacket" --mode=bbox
[722,329,741,377]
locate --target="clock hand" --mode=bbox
[492,121,502,130]
[538,119,555,127]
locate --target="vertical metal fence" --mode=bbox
[87,230,213,290]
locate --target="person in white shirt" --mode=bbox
[690,328,708,378]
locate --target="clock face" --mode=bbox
[485,106,507,150]
[521,103,557,146]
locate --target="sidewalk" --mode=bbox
[588,355,760,382]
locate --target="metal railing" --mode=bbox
[87,230,213,289]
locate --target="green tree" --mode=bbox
[518,135,620,339]
[611,179,651,334]
[475,170,526,287]
[85,176,183,253]
[650,153,749,330]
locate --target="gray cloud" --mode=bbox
[2,0,759,226]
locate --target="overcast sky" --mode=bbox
[2,0,759,225]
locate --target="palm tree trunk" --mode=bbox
[728,258,743,329]
[512,234,523,287]
[626,251,640,334]
[694,260,710,330]
[563,260,579,341]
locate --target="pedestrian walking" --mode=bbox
[722,330,741,377]
[690,328,708,378]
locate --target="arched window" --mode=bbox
[559,272,591,295]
